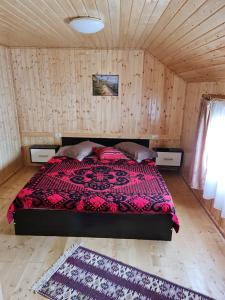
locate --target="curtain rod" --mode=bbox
[202,93,225,100]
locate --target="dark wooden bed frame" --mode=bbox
[14,137,173,241]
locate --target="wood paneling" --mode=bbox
[10,48,186,150]
[147,0,225,82]
[181,81,225,234]
[141,51,186,140]
[1,1,225,81]
[0,0,169,48]
[0,46,22,184]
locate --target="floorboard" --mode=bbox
[0,167,224,299]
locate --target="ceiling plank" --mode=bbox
[118,0,133,48]
[145,0,207,51]
[162,22,225,65]
[179,63,225,81]
[133,0,170,49]
[152,1,225,60]
[129,0,158,49]
[168,38,225,69]
[171,52,225,74]
[107,0,120,48]
[122,0,145,48]
[95,0,114,48]
[141,0,187,48]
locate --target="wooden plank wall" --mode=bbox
[0,46,22,185]
[142,51,186,147]
[10,48,186,150]
[181,82,225,236]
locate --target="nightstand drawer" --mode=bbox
[30,149,56,163]
[156,152,182,166]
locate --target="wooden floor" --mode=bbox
[0,167,224,300]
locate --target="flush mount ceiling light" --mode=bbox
[69,17,104,34]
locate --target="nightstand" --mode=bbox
[153,147,183,171]
[29,145,60,163]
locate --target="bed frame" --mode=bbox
[14,137,173,241]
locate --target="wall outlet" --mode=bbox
[54,132,61,139]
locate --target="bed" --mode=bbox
[7,137,179,240]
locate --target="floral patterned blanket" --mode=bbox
[7,156,179,232]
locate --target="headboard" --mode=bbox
[62,137,149,147]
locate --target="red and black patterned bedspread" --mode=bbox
[7,156,179,232]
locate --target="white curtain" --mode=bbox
[203,100,225,218]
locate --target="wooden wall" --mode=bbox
[10,48,186,149]
[0,46,22,185]
[181,82,225,236]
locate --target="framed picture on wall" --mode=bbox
[92,75,119,96]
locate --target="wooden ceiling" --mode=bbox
[1,0,225,82]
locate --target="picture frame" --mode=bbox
[92,74,119,96]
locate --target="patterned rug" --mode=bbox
[32,245,213,300]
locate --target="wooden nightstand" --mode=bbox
[29,145,60,163]
[153,147,183,171]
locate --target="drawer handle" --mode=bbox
[38,155,49,158]
[163,158,174,161]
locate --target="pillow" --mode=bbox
[115,141,157,162]
[93,147,128,160]
[56,141,103,161]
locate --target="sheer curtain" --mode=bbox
[203,100,225,218]
[191,99,225,218]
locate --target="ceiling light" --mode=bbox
[69,17,104,34]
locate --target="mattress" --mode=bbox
[7,156,179,232]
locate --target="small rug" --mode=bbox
[32,244,213,300]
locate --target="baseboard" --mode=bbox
[0,163,24,186]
